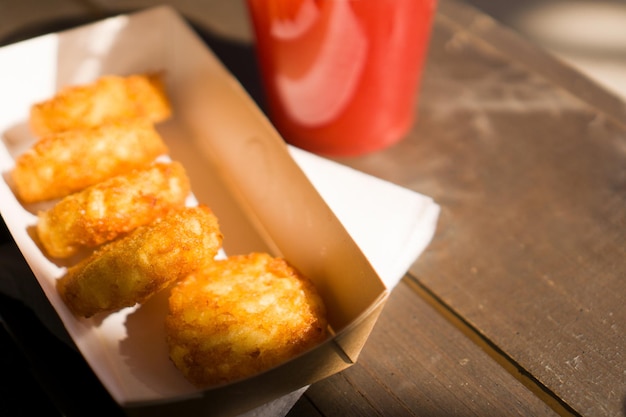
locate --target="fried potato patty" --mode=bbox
[12,119,168,203]
[57,205,222,318]
[37,161,191,259]
[29,73,172,137]
[165,252,328,387]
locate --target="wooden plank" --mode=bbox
[333,1,626,415]
[291,281,558,417]
[286,396,322,417]
[439,0,626,125]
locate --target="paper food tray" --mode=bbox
[0,6,390,416]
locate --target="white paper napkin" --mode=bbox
[289,146,440,290]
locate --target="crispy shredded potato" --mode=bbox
[29,73,172,137]
[21,73,330,386]
[57,205,223,318]
[12,119,168,203]
[37,161,191,259]
[165,252,328,387]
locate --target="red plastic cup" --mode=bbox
[246,0,437,156]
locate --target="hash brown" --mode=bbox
[165,252,328,387]
[37,161,191,258]
[12,119,168,203]
[29,73,172,137]
[57,205,223,318]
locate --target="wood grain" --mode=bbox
[291,281,558,417]
[334,1,626,415]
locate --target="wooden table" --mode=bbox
[1,1,624,416]
[299,1,626,416]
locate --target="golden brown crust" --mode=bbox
[12,119,168,203]
[29,73,172,137]
[37,161,191,259]
[57,205,223,318]
[20,73,330,387]
[165,252,328,387]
